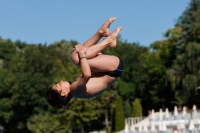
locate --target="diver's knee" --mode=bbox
[71,51,80,66]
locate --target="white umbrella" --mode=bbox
[143,124,148,132]
[177,123,185,131]
[182,106,187,118]
[138,124,142,131]
[193,105,196,110]
[151,109,155,121]
[129,118,135,132]
[150,122,156,131]
[174,106,178,118]
[180,123,185,130]
[130,124,135,132]
[158,121,162,131]
[188,119,195,131]
[124,120,129,133]
[159,108,163,120]
[162,122,167,131]
[192,105,197,116]
[165,108,169,119]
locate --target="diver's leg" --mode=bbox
[82,17,116,48]
[85,26,122,59]
[74,26,123,71]
[72,17,116,65]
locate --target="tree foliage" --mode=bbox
[111,96,125,132]
[132,98,142,117]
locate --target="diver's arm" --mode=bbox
[70,44,91,92]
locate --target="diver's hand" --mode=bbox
[74,44,87,57]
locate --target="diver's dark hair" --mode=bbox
[45,87,72,108]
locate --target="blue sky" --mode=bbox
[0,1,190,47]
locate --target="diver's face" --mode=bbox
[52,80,71,97]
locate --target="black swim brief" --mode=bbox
[106,57,124,78]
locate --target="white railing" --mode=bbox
[122,105,200,133]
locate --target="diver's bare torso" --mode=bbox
[70,72,116,98]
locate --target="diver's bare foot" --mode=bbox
[109,38,117,48]
[108,26,123,48]
[98,17,116,37]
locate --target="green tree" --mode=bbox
[60,98,102,133]
[167,0,200,106]
[132,98,142,117]
[138,26,182,112]
[0,39,81,132]
[112,96,125,132]
[27,113,67,133]
[95,89,116,132]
